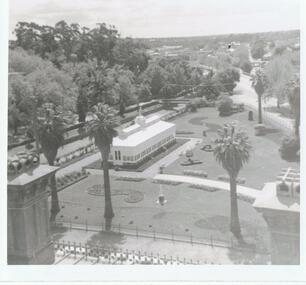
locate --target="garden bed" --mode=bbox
[55,170,89,192]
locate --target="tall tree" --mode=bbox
[38,107,66,221]
[89,23,119,65]
[213,123,252,241]
[10,51,77,149]
[251,68,268,124]
[251,39,265,60]
[264,54,294,108]
[214,68,240,94]
[112,38,149,74]
[86,103,119,230]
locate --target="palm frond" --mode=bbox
[86,103,119,150]
[213,123,252,177]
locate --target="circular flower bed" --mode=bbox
[124,191,144,203]
[201,144,214,152]
[189,116,208,126]
[87,184,104,196]
[87,185,128,196]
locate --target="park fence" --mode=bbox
[54,214,270,256]
[53,239,202,265]
[233,96,294,135]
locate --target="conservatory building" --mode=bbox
[109,112,176,166]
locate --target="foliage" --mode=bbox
[13,20,148,73]
[217,95,233,116]
[112,38,149,73]
[251,68,268,97]
[140,63,168,98]
[9,48,52,74]
[264,54,294,107]
[251,39,265,59]
[279,136,300,161]
[285,76,300,137]
[136,83,152,102]
[233,45,252,73]
[38,109,66,165]
[240,60,252,73]
[196,78,221,100]
[86,103,119,156]
[214,123,251,176]
[251,68,268,124]
[214,68,240,94]
[8,53,77,144]
[76,92,88,122]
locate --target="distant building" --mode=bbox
[109,111,176,166]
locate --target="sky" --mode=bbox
[9,0,300,38]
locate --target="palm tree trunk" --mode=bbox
[295,112,300,139]
[102,158,114,231]
[258,94,263,124]
[229,175,242,241]
[49,173,60,222]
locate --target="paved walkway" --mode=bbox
[153,174,262,199]
[233,73,294,134]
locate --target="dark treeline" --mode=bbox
[12,21,149,71]
[9,20,240,136]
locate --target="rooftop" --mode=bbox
[113,115,175,147]
[113,118,175,147]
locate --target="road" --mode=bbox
[232,73,294,134]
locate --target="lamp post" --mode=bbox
[157,164,167,206]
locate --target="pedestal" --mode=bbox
[7,165,58,264]
[253,182,300,264]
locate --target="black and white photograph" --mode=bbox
[1,0,305,283]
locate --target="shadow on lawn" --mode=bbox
[264,127,281,134]
[50,224,69,241]
[87,231,126,249]
[227,246,269,264]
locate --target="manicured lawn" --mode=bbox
[55,174,270,252]
[167,107,299,189]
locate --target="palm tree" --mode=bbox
[286,76,300,138]
[38,107,66,222]
[213,123,252,241]
[251,68,268,124]
[86,103,118,230]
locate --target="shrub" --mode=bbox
[188,102,197,112]
[183,170,208,178]
[240,60,252,73]
[217,95,233,116]
[279,136,300,161]
[189,184,219,192]
[237,193,255,204]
